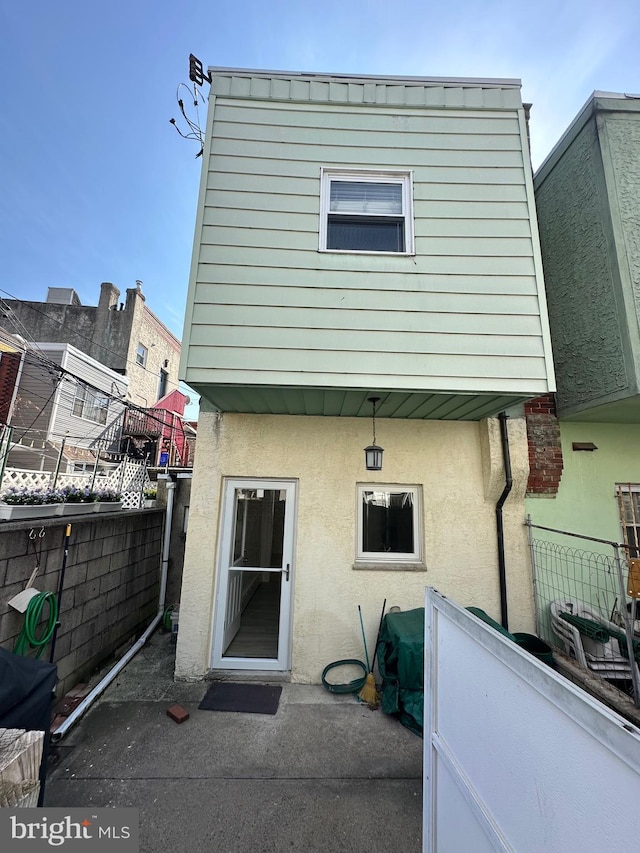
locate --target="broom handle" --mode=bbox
[358,605,371,671]
[372,598,387,671]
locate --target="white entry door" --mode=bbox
[211,479,296,671]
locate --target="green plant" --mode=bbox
[144,486,157,500]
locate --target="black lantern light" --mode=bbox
[364,396,384,470]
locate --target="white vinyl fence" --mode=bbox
[424,588,640,853]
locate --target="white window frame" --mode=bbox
[319,168,415,255]
[355,483,423,565]
[136,343,148,367]
[71,384,109,425]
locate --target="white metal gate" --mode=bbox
[424,588,640,852]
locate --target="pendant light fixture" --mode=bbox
[364,396,384,470]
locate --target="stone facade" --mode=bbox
[0,509,164,696]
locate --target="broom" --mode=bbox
[357,604,381,708]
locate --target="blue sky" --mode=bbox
[2,0,640,416]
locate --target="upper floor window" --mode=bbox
[136,343,148,367]
[72,384,109,425]
[319,169,414,254]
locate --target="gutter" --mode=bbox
[51,480,176,741]
[495,412,513,631]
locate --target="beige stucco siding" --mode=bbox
[175,411,534,682]
[181,79,554,398]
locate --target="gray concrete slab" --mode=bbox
[45,632,423,852]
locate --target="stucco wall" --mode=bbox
[535,118,628,414]
[176,411,534,682]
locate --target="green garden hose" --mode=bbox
[14,592,59,658]
[321,659,368,694]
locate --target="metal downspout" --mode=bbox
[52,479,176,741]
[496,412,512,630]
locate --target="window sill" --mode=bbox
[352,561,427,572]
[318,248,415,257]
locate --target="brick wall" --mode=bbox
[0,509,164,695]
[524,394,564,496]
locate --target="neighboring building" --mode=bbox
[2,281,181,409]
[526,92,640,552]
[0,337,128,472]
[176,68,555,683]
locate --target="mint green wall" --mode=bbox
[181,70,554,410]
[525,421,640,546]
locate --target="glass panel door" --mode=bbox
[212,480,296,671]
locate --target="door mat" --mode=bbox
[198,683,282,715]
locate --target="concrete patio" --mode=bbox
[44,631,423,852]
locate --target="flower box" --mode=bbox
[0,503,61,521]
[93,501,123,513]
[58,502,95,516]
[143,499,157,508]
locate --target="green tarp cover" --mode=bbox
[376,608,424,737]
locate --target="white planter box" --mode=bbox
[0,503,61,521]
[58,502,95,516]
[143,499,157,508]
[93,501,123,513]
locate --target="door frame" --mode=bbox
[210,477,297,671]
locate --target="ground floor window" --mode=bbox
[356,484,422,565]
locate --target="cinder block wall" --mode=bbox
[0,510,164,695]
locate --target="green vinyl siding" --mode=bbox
[181,71,554,413]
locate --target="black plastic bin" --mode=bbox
[0,647,57,805]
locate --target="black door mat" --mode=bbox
[198,683,282,715]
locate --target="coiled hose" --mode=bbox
[321,659,368,694]
[14,591,59,658]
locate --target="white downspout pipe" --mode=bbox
[52,480,176,741]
